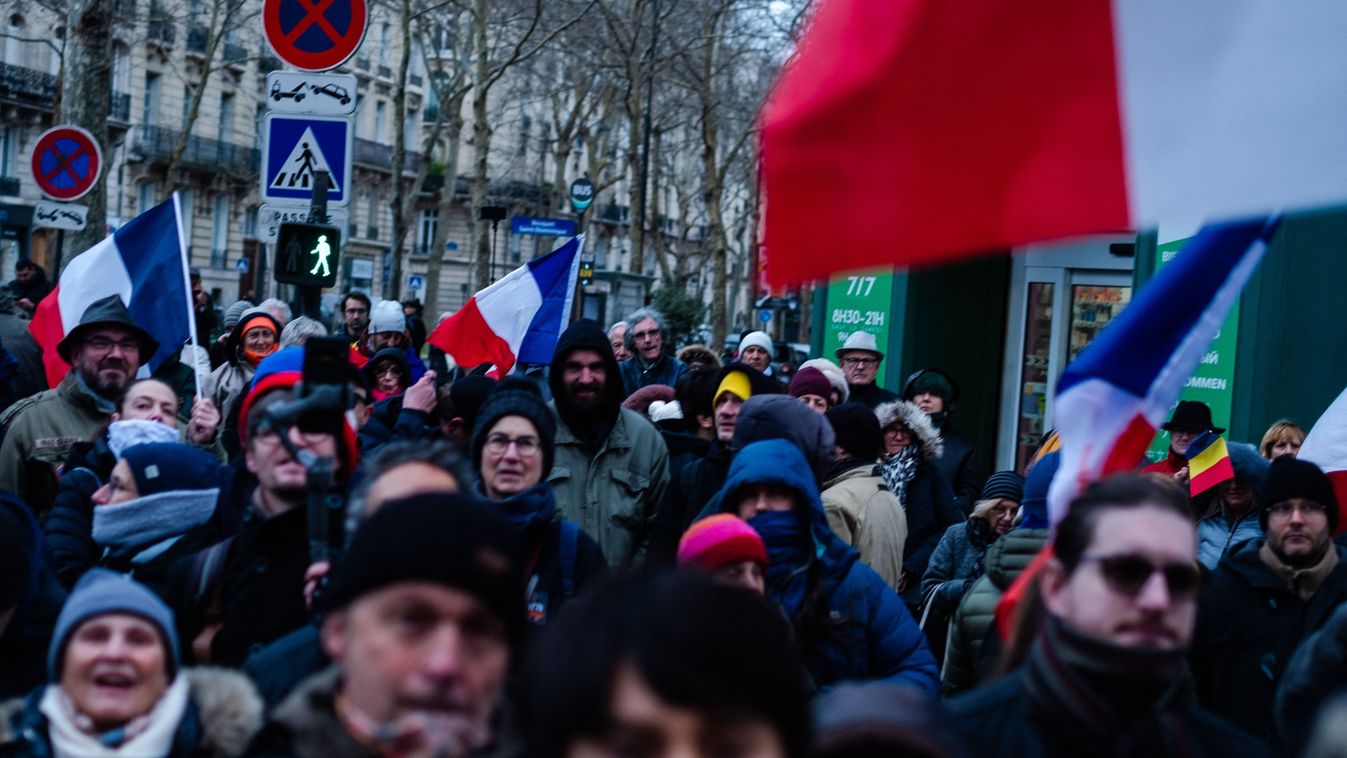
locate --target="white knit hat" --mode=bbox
[835,331,884,360]
[369,299,406,334]
[648,399,685,424]
[738,330,774,355]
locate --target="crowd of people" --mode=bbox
[0,280,1342,757]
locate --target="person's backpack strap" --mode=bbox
[559,519,580,600]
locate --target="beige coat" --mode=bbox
[822,463,908,591]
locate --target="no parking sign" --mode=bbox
[263,0,368,72]
[30,126,103,201]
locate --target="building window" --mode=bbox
[143,73,160,126]
[179,189,195,259]
[417,208,437,256]
[244,205,258,238]
[137,181,159,214]
[219,92,234,142]
[182,84,195,124]
[0,127,12,178]
[210,195,229,268]
[374,101,387,143]
[378,22,390,65]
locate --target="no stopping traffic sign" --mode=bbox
[263,0,368,72]
[31,126,103,202]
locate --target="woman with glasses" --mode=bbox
[874,400,964,611]
[471,378,606,630]
[360,347,412,403]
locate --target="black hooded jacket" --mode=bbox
[548,320,623,448]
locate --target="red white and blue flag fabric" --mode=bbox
[428,235,583,377]
[760,0,1347,285]
[1299,388,1347,532]
[1044,217,1279,526]
[30,195,195,387]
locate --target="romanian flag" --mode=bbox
[1185,430,1235,497]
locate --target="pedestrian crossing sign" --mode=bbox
[262,113,353,206]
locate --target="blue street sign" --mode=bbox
[261,114,353,206]
[510,216,577,237]
[759,309,772,323]
[236,258,251,274]
[407,274,425,289]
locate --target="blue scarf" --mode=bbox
[750,510,814,619]
[476,481,557,534]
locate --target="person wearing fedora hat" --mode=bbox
[835,331,899,409]
[1144,400,1226,482]
[0,295,159,515]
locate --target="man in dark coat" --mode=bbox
[1192,457,1347,744]
[617,307,688,398]
[1144,400,1223,483]
[951,474,1267,757]
[248,494,526,757]
[903,368,984,514]
[6,258,51,317]
[172,347,359,667]
[835,331,898,409]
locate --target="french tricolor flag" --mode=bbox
[1045,217,1278,526]
[1299,389,1347,534]
[30,195,195,387]
[760,0,1347,284]
[428,235,583,376]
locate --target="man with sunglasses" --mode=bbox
[952,474,1264,756]
[0,295,157,515]
[1191,456,1347,744]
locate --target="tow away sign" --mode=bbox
[266,71,357,115]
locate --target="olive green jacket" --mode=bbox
[942,527,1050,695]
[0,372,116,515]
[547,405,669,568]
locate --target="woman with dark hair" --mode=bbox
[522,571,812,758]
[705,438,939,693]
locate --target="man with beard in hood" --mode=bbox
[547,319,669,568]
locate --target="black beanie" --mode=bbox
[472,377,557,478]
[826,402,884,462]
[979,471,1025,503]
[1261,456,1340,532]
[321,494,526,644]
[449,375,498,430]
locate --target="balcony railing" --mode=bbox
[353,138,420,173]
[0,176,19,196]
[131,124,259,177]
[423,104,439,122]
[0,63,56,109]
[409,73,422,87]
[355,57,370,72]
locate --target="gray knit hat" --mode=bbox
[223,300,255,330]
[48,569,180,681]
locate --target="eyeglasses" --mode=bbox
[1080,553,1201,598]
[84,337,141,354]
[632,328,661,341]
[883,426,910,437]
[841,357,878,367]
[1266,500,1329,519]
[375,365,404,378]
[484,433,540,458]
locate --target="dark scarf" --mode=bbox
[1024,615,1190,752]
[823,457,877,484]
[750,510,814,619]
[477,481,557,534]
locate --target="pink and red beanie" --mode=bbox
[677,514,768,571]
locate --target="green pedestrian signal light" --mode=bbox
[274,222,341,288]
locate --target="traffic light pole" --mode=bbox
[298,171,330,320]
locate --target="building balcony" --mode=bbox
[130,124,259,178]
[0,176,19,196]
[423,104,439,122]
[0,63,55,110]
[409,73,422,87]
[353,138,420,173]
[355,57,370,72]
[223,42,248,65]
[378,64,392,78]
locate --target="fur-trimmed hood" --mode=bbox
[874,400,943,462]
[0,667,263,756]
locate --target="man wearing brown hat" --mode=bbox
[1143,400,1225,483]
[0,295,157,514]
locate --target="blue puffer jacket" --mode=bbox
[704,439,939,694]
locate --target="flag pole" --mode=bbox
[172,192,204,403]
